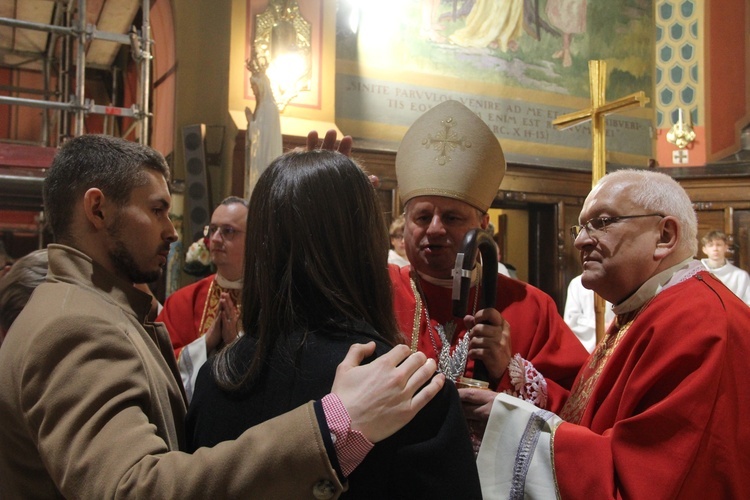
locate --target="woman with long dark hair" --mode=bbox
[186,149,479,498]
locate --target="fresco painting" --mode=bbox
[335,0,655,169]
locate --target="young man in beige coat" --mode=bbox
[0,134,443,499]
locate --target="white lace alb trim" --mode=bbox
[507,354,548,409]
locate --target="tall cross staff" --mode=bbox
[552,60,649,344]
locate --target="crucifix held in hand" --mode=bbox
[553,60,650,345]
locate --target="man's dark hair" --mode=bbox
[43,135,170,242]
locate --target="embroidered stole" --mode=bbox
[559,310,639,424]
[408,275,478,381]
[198,279,241,337]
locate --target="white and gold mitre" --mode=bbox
[395,100,506,213]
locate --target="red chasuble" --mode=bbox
[390,265,588,412]
[553,271,750,499]
[157,274,216,359]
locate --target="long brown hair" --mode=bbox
[213,149,401,390]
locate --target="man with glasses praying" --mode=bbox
[157,196,248,401]
[472,169,750,498]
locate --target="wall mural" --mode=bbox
[335,0,655,170]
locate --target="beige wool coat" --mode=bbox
[0,244,343,499]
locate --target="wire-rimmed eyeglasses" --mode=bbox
[570,213,664,239]
[204,224,244,241]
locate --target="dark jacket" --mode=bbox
[187,319,481,499]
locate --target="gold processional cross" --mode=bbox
[552,60,649,344]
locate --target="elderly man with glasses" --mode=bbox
[157,196,248,401]
[471,169,750,499]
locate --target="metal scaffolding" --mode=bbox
[0,0,153,145]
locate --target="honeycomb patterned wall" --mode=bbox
[655,0,702,129]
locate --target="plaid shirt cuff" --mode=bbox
[321,393,374,477]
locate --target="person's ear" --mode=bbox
[480,213,490,230]
[654,216,679,260]
[82,188,108,229]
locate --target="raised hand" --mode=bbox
[204,292,241,352]
[306,129,353,157]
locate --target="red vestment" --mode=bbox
[157,274,215,359]
[554,271,750,498]
[390,265,588,412]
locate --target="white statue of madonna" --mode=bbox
[245,60,283,199]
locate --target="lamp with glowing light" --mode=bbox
[251,0,312,112]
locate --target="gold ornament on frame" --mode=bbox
[252,0,312,112]
[666,108,697,149]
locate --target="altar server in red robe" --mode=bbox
[391,100,588,413]
[157,196,246,400]
[473,169,750,499]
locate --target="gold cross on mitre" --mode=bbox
[423,117,470,166]
[552,60,650,344]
